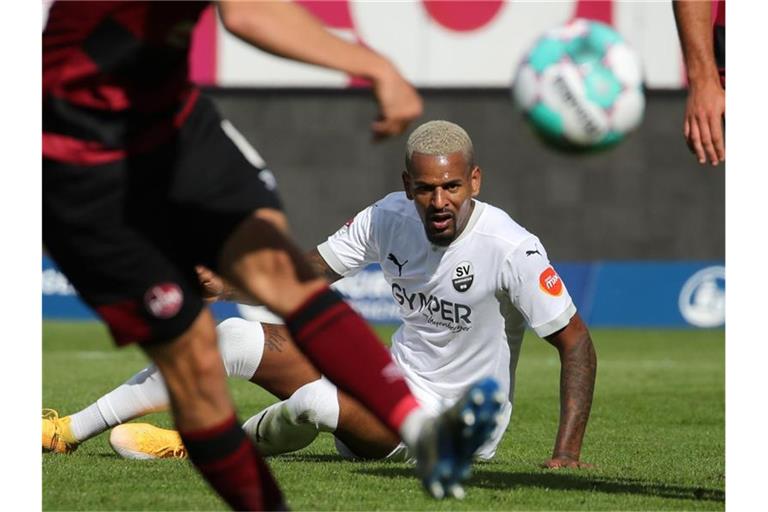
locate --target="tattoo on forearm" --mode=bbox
[306,250,340,282]
[262,324,288,352]
[556,333,597,459]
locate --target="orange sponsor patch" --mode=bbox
[539,267,563,297]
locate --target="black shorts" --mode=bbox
[43,95,282,346]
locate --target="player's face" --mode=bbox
[403,151,481,246]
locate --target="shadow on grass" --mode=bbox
[276,453,351,463]
[78,451,724,504]
[84,452,350,463]
[355,467,724,503]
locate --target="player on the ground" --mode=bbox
[43,1,495,506]
[672,0,725,166]
[46,121,597,470]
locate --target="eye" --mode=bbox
[415,184,434,193]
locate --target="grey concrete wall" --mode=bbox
[208,89,724,260]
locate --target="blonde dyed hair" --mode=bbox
[405,120,475,172]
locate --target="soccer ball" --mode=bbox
[512,18,645,149]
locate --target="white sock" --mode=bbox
[398,407,431,451]
[95,365,169,435]
[216,318,265,379]
[243,377,339,456]
[67,319,266,442]
[66,364,168,442]
[67,403,107,443]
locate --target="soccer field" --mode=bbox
[42,322,724,511]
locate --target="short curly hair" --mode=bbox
[405,120,475,172]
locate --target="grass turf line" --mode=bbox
[43,322,724,511]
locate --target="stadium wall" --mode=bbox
[207,89,724,261]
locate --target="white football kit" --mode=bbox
[318,192,576,460]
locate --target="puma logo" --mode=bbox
[526,246,542,257]
[387,253,408,277]
[254,410,269,443]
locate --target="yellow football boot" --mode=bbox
[42,409,79,454]
[109,423,187,460]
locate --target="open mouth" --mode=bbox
[429,212,453,232]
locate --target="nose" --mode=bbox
[431,188,447,209]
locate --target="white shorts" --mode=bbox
[334,379,512,463]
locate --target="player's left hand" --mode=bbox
[541,456,595,469]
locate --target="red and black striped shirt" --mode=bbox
[43,1,209,165]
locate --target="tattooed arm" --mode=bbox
[542,312,597,469]
[304,248,343,284]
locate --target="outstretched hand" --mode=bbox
[683,80,725,166]
[542,456,595,469]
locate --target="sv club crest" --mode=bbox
[452,261,474,292]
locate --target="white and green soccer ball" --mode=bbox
[513,18,645,150]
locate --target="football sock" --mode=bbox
[65,365,168,443]
[216,318,265,380]
[242,377,339,456]
[69,320,265,442]
[180,414,284,511]
[285,288,420,436]
[91,364,169,439]
[66,403,106,444]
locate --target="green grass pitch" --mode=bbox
[43,321,724,511]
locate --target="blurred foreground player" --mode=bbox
[43,1,496,506]
[47,121,597,470]
[673,0,725,166]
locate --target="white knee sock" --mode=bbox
[216,317,265,380]
[243,377,339,456]
[68,319,265,443]
[68,364,169,442]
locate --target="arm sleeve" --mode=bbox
[501,237,576,338]
[316,203,380,277]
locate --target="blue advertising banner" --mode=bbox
[42,257,725,328]
[555,261,725,328]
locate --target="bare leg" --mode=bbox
[335,392,399,459]
[250,323,322,399]
[143,308,283,510]
[218,210,326,317]
[141,309,232,432]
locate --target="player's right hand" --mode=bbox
[195,265,226,302]
[683,80,725,166]
[370,65,423,141]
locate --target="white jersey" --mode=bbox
[318,192,576,454]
